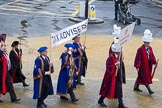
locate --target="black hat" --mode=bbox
[11,41,20,47]
[72,34,80,40]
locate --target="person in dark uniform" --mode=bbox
[134,29,156,94]
[72,35,84,87]
[98,43,128,108]
[33,46,54,108]
[114,0,123,20]
[57,43,79,103]
[9,41,29,87]
[0,44,21,103]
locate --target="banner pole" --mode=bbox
[50,35,52,59]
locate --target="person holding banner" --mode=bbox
[109,24,121,55]
[109,24,126,84]
[98,43,128,108]
[57,43,79,103]
[134,29,157,95]
[72,35,84,86]
[33,46,54,108]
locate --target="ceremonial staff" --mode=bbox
[151,59,159,79]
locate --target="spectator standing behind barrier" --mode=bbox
[9,41,29,87]
[33,46,54,108]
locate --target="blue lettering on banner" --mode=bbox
[66,30,71,37]
[77,26,81,33]
[63,31,67,39]
[52,20,88,46]
[73,28,78,35]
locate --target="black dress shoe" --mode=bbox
[11,98,21,103]
[37,104,46,108]
[149,91,154,95]
[60,96,69,100]
[114,18,117,20]
[0,99,3,103]
[98,101,107,107]
[23,83,29,88]
[118,104,128,108]
[77,82,84,85]
[134,88,142,92]
[42,102,47,108]
[72,98,79,103]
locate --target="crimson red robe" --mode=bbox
[108,42,114,56]
[109,42,126,83]
[0,54,8,94]
[99,54,118,98]
[134,45,156,85]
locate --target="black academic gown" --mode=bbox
[9,50,26,83]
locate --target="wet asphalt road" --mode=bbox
[0,0,162,37]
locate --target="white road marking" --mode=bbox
[0,0,86,17]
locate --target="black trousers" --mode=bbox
[6,72,17,101]
[68,85,76,101]
[37,76,52,107]
[115,69,124,106]
[115,2,119,19]
[77,69,82,83]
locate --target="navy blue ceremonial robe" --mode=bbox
[33,56,54,99]
[72,42,80,88]
[57,53,70,96]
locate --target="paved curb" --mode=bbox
[68,17,104,24]
[151,0,162,5]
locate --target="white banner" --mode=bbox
[118,22,136,46]
[51,19,88,47]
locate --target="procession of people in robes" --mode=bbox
[0,23,159,108]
